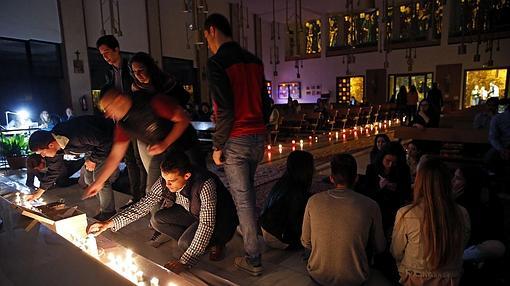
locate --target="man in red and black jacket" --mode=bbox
[204,13,271,276]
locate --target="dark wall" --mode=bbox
[0,37,65,125]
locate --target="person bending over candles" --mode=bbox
[27,115,119,221]
[87,151,238,273]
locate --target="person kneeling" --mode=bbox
[87,151,238,273]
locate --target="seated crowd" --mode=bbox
[19,12,509,286]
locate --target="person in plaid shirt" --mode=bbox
[87,151,238,273]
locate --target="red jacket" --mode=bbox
[206,41,270,149]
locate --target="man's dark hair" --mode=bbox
[204,13,233,38]
[96,35,119,49]
[26,153,43,170]
[330,153,357,187]
[160,151,192,175]
[28,130,55,152]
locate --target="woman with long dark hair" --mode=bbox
[129,52,190,106]
[391,158,470,285]
[260,150,314,249]
[369,133,390,164]
[365,142,412,232]
[412,99,438,128]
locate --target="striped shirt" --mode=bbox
[111,176,217,265]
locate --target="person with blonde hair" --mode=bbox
[391,158,470,285]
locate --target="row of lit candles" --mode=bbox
[14,192,45,209]
[68,229,176,285]
[266,118,400,159]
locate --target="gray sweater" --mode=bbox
[302,189,386,286]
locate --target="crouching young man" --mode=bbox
[87,151,238,273]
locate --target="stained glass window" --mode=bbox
[336,76,364,104]
[305,19,321,54]
[450,0,510,37]
[286,19,321,59]
[394,1,442,42]
[328,16,340,48]
[328,10,379,49]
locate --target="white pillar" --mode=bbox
[58,0,92,115]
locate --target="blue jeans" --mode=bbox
[83,159,119,213]
[223,134,265,264]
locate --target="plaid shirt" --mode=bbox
[111,177,217,266]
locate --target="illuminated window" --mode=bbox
[464,69,507,108]
[278,82,302,99]
[328,16,340,47]
[286,19,321,59]
[388,73,433,102]
[305,19,321,54]
[328,10,379,49]
[395,1,442,42]
[336,76,364,104]
[266,81,273,98]
[450,0,510,37]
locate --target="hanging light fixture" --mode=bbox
[99,0,123,37]
[271,0,279,76]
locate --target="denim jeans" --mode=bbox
[83,159,119,213]
[124,140,147,201]
[223,134,265,264]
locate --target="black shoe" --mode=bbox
[147,231,171,248]
[93,211,116,221]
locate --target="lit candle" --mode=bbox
[150,277,159,286]
[278,144,283,153]
[136,271,144,282]
[85,234,98,257]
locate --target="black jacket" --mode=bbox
[52,115,114,162]
[132,74,190,107]
[260,176,310,248]
[161,167,238,243]
[105,58,133,93]
[39,116,114,190]
[118,91,198,149]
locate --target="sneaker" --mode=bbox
[93,211,116,221]
[234,256,263,276]
[147,231,171,248]
[208,244,225,261]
